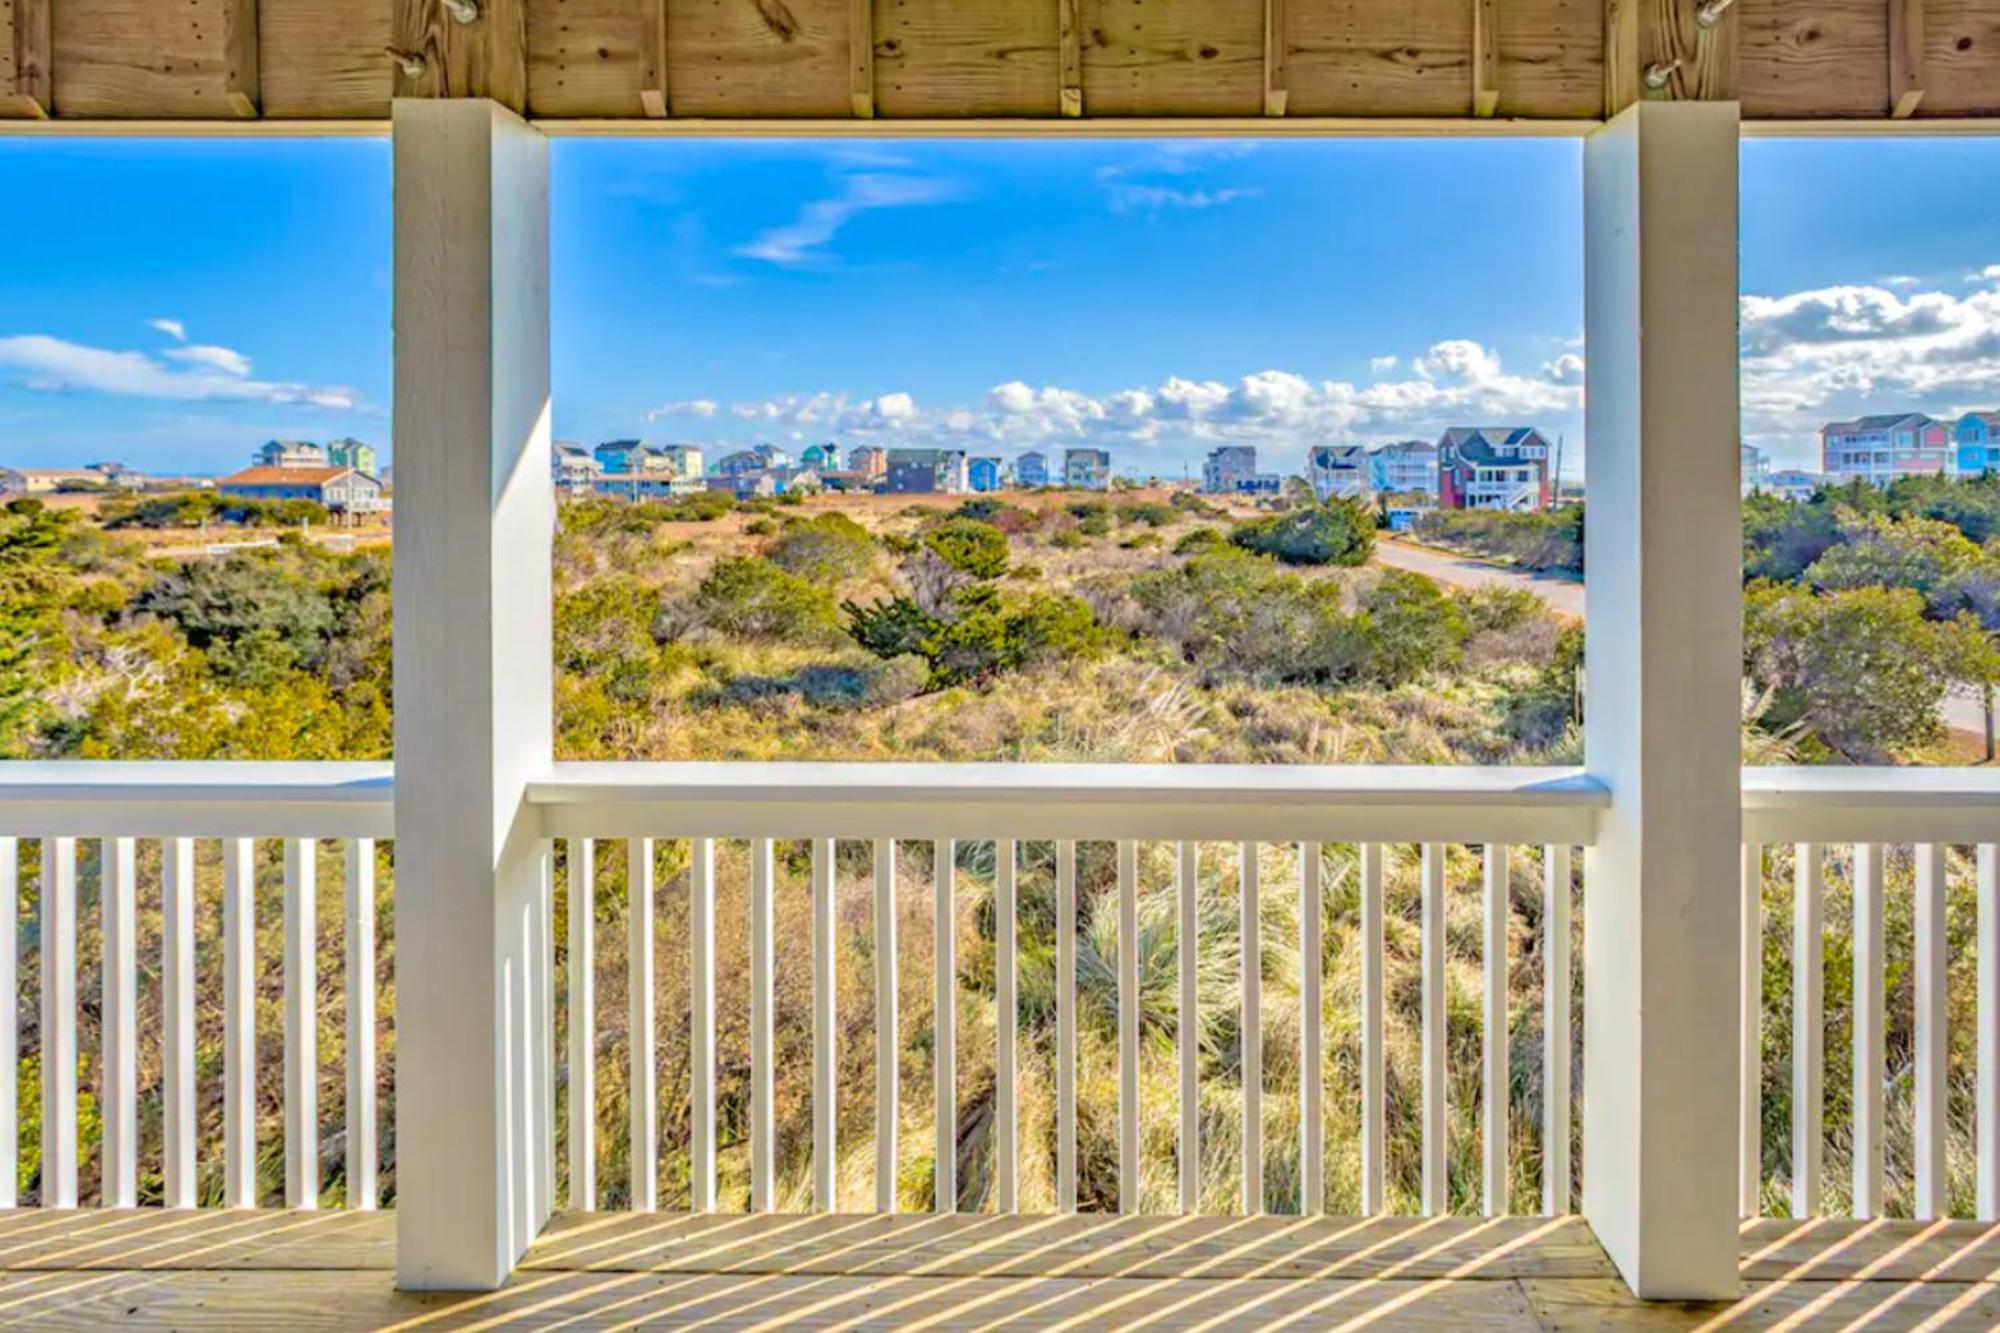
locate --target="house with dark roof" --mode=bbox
[1436,427,1553,511]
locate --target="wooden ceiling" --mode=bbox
[2,0,1995,125]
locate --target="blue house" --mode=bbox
[593,439,643,474]
[968,457,1005,492]
[1956,412,2000,475]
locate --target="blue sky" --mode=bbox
[0,133,1995,477]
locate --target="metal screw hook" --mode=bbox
[441,0,480,23]
[1695,0,1737,27]
[1643,57,1682,89]
[386,47,427,77]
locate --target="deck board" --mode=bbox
[522,1212,1618,1280]
[0,1210,1990,1328]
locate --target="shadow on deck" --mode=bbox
[0,1210,1991,1328]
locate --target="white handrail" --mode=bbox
[0,762,392,837]
[530,762,1609,843]
[7,761,2000,847]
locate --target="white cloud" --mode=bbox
[646,397,717,421]
[733,173,961,266]
[1543,353,1585,386]
[640,338,1580,456]
[1369,355,1398,376]
[1738,267,2000,458]
[1103,184,1257,214]
[149,318,187,342]
[0,333,357,410]
[164,344,253,377]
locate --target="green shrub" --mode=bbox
[921,518,1011,580]
[1172,526,1226,556]
[692,557,836,643]
[1231,497,1375,567]
[766,512,876,583]
[1358,569,1466,685]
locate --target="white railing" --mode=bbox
[0,762,390,1209]
[1740,768,2000,1223]
[3,760,1996,1233]
[532,763,1604,1218]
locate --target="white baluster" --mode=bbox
[688,838,716,1213]
[1421,843,1446,1216]
[1177,842,1199,1215]
[163,837,197,1209]
[0,839,15,1209]
[1118,840,1139,1214]
[1792,843,1823,1218]
[1852,843,1885,1218]
[101,837,136,1209]
[627,839,656,1212]
[1299,843,1323,1215]
[345,839,377,1210]
[567,838,596,1211]
[750,837,775,1213]
[876,838,899,1214]
[996,839,1019,1212]
[1057,839,1078,1214]
[812,838,837,1213]
[1980,843,2000,1221]
[222,837,254,1209]
[1543,844,1572,1217]
[40,837,76,1208]
[1360,843,1385,1216]
[1915,842,1947,1219]
[284,838,318,1209]
[1482,842,1509,1217]
[935,840,956,1214]
[1240,841,1261,1215]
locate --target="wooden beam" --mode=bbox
[1889,0,1924,117]
[1058,0,1082,118]
[849,0,873,118]
[1473,0,1499,117]
[392,0,527,112]
[640,0,668,118]
[1605,0,1735,113]
[223,0,260,118]
[5,0,50,118]
[1263,0,1287,117]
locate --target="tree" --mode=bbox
[1743,580,1961,762]
[1230,497,1376,567]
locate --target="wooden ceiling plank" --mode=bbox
[261,0,392,119]
[1473,0,1500,114]
[1890,0,1924,115]
[641,0,668,116]
[6,0,51,118]
[849,0,872,117]
[1059,0,1083,116]
[1080,0,1263,117]
[1265,0,1288,115]
[1286,0,1475,118]
[1739,0,1890,118]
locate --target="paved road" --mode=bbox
[1374,537,1585,619]
[1377,537,1989,742]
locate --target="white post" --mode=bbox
[392,98,553,1290]
[1582,100,1742,1300]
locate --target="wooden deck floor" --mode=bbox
[0,1210,1992,1328]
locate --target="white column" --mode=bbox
[392,98,553,1290]
[1581,100,1742,1301]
